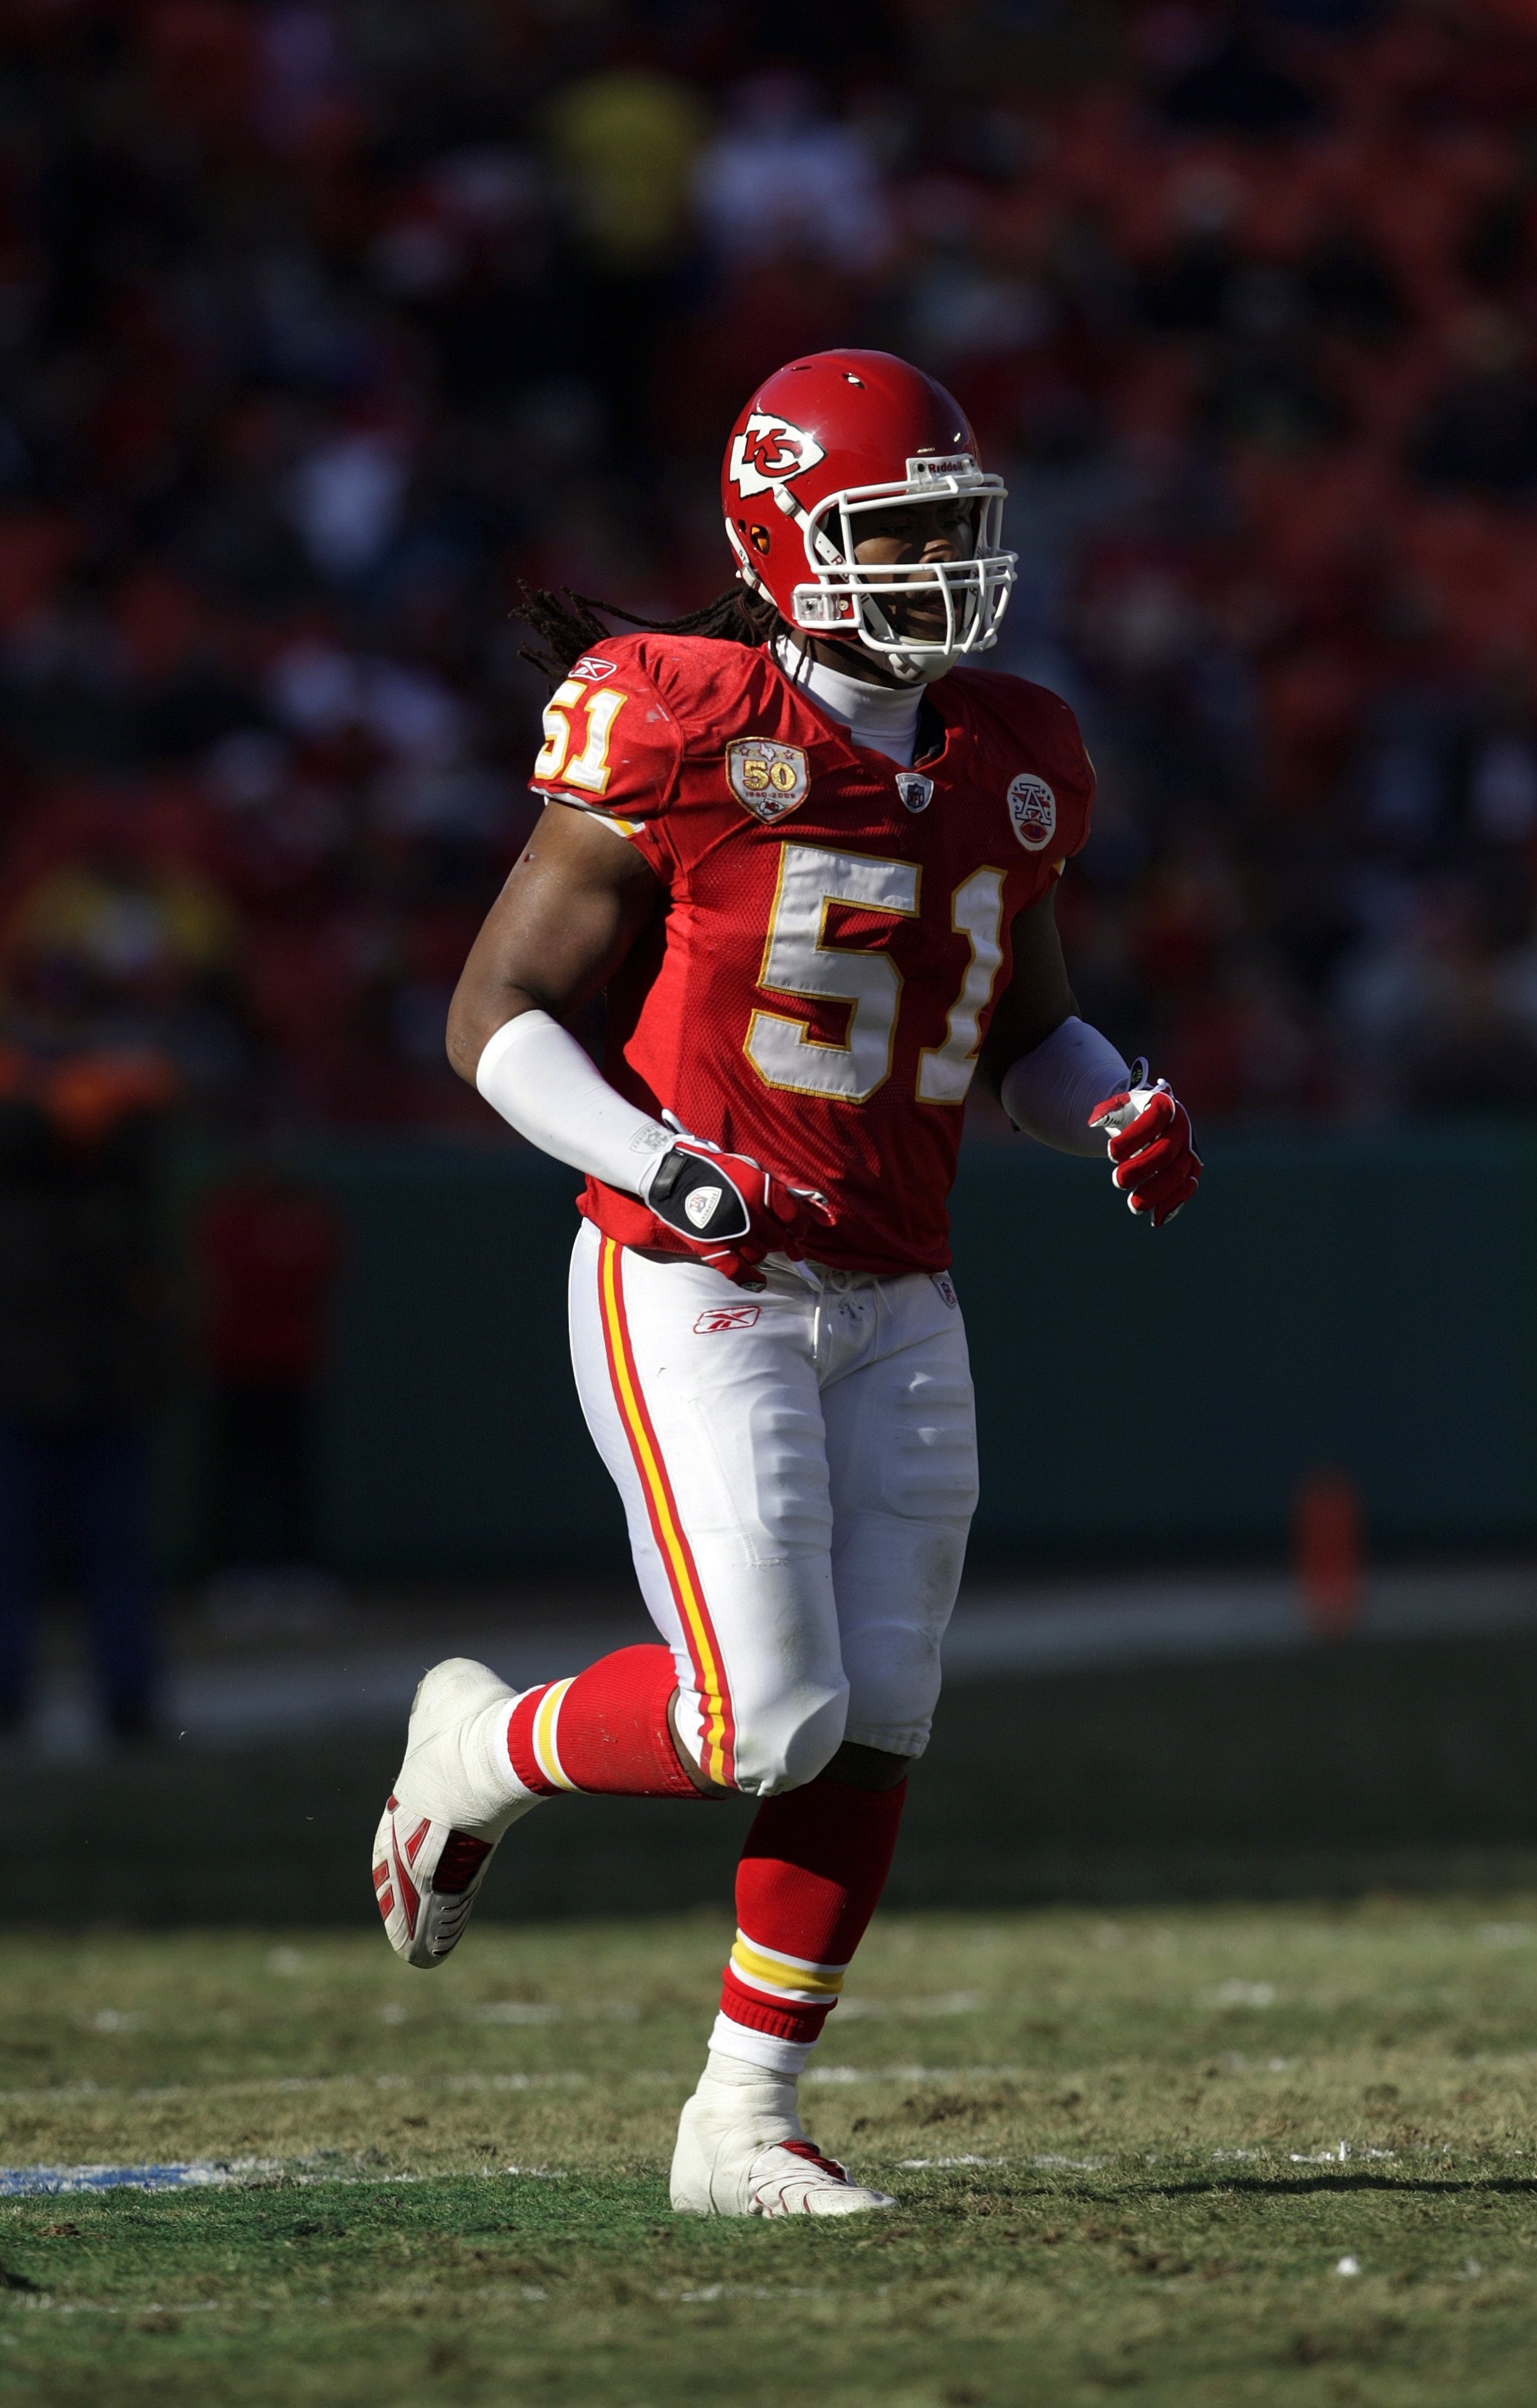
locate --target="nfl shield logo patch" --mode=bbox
[1007,772,1057,850]
[727,738,810,822]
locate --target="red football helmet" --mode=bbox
[721,349,1016,679]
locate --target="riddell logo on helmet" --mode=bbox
[907,453,977,481]
[729,414,826,499]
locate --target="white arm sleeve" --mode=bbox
[998,1015,1131,1158]
[474,1010,674,1195]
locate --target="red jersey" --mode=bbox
[529,634,1095,1275]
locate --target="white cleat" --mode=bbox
[670,2060,895,2218]
[372,1658,538,1970]
[740,2138,897,2218]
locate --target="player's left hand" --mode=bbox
[642,1126,833,1287]
[1087,1062,1201,1228]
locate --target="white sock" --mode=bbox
[449,1697,539,1833]
[697,2048,803,2142]
[706,2012,816,2076]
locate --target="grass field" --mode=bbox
[3,1899,1537,2404]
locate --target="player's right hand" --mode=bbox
[641,1130,832,1287]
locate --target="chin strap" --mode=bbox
[779,627,944,691]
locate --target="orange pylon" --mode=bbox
[1295,1468,1365,1640]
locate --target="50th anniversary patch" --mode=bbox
[727,738,810,822]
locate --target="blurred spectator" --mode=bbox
[547,64,710,273]
[1412,310,1537,498]
[546,58,711,445]
[285,428,414,584]
[694,71,894,271]
[0,1045,179,1741]
[197,1156,343,1623]
[1159,19,1321,136]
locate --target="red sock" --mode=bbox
[507,1643,703,1798]
[717,1773,906,2050]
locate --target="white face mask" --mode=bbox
[771,464,1018,682]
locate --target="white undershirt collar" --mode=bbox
[772,634,922,769]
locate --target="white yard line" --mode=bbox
[0,2157,576,2199]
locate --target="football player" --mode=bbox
[372,351,1201,2217]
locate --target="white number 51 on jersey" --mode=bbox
[746,843,1006,1106]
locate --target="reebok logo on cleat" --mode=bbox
[685,1186,722,1228]
[392,1836,420,1939]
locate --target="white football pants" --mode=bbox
[567,1220,978,1799]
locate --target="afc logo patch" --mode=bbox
[727,737,810,822]
[727,413,826,500]
[694,1305,762,1334]
[1007,772,1057,851]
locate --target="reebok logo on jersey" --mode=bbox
[727,413,826,499]
[571,654,618,681]
[727,738,810,822]
[1008,772,1057,850]
[693,1305,762,1334]
[684,1185,722,1228]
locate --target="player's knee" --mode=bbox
[733,1678,848,1798]
[841,1621,942,1761]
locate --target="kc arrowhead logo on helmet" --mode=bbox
[728,414,826,499]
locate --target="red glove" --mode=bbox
[641,1129,833,1287]
[1087,1062,1202,1228]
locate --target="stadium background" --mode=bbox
[3,0,1537,1911]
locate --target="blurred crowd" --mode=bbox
[0,0,1534,1129]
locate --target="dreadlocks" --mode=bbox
[513,580,782,689]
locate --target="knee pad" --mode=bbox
[841,1618,942,1760]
